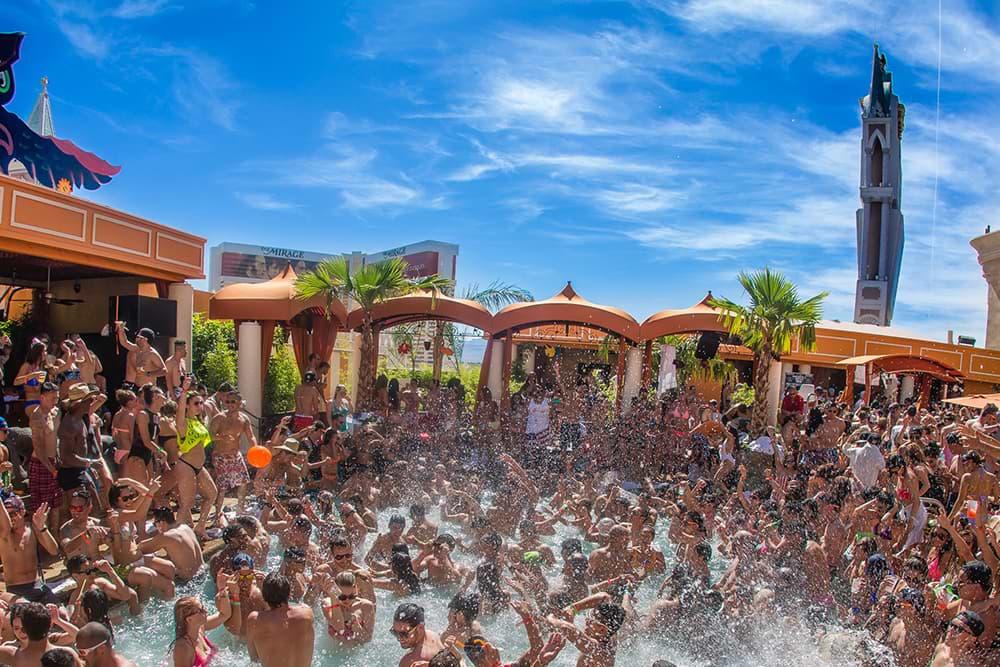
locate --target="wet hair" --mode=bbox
[334,571,356,588]
[391,551,422,594]
[481,532,503,553]
[172,596,202,644]
[222,524,247,545]
[292,517,312,535]
[66,554,91,575]
[695,542,713,562]
[388,514,406,529]
[235,515,258,537]
[71,488,93,504]
[955,610,986,637]
[410,503,426,519]
[961,560,992,591]
[25,341,46,365]
[429,649,462,667]
[82,588,114,638]
[566,553,589,579]
[40,381,58,395]
[152,506,176,524]
[561,538,583,558]
[393,602,425,627]
[262,572,291,608]
[595,601,626,636]
[434,533,457,550]
[283,546,307,564]
[20,602,51,641]
[904,555,928,578]
[140,383,159,406]
[329,535,352,552]
[448,592,481,623]
[476,562,506,603]
[41,648,77,667]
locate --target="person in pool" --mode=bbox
[75,621,137,667]
[320,570,374,647]
[391,602,443,667]
[0,601,58,666]
[171,570,239,667]
[140,507,202,582]
[246,572,314,667]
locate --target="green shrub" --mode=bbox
[192,314,236,382]
[199,348,237,391]
[265,341,300,416]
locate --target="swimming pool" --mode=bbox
[110,503,889,667]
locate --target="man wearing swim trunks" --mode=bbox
[28,381,62,531]
[210,390,256,514]
[293,372,326,432]
[56,384,102,505]
[0,494,59,603]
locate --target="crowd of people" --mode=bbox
[0,325,998,667]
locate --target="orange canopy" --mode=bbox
[492,282,640,342]
[836,353,964,383]
[346,290,494,333]
[640,292,727,340]
[209,263,347,325]
[942,393,1000,410]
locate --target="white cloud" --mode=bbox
[594,184,686,214]
[662,0,874,36]
[111,0,172,19]
[235,192,298,211]
[55,20,110,59]
[143,47,242,131]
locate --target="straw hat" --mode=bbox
[273,438,301,455]
[63,383,98,407]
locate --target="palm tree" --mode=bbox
[710,268,827,433]
[294,257,451,410]
[440,281,533,374]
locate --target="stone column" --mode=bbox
[237,321,262,424]
[168,282,194,367]
[622,347,643,410]
[971,231,1000,350]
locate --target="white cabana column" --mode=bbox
[237,321,262,424]
[487,341,504,399]
[622,347,643,410]
[347,333,362,405]
[168,282,194,367]
[765,359,784,426]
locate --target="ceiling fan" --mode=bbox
[41,266,84,306]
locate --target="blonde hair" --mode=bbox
[172,596,201,644]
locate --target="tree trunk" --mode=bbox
[357,319,375,411]
[750,349,774,434]
[431,321,445,382]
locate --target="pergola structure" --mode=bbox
[837,353,964,407]
[344,290,495,395]
[487,283,641,409]
[208,263,347,418]
[639,293,729,388]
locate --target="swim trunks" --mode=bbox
[212,452,250,491]
[28,457,63,511]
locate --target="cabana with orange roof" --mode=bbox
[639,292,729,388]
[487,283,641,409]
[209,263,347,418]
[837,353,964,408]
[344,289,495,398]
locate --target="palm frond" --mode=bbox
[463,281,534,312]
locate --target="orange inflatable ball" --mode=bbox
[247,445,272,469]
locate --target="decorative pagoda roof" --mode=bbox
[27,76,54,136]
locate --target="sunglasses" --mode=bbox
[120,493,139,503]
[77,638,108,657]
[947,622,973,637]
[337,593,356,601]
[69,505,88,513]
[389,624,417,639]
[333,553,352,561]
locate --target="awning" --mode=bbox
[942,393,1000,410]
[836,353,964,383]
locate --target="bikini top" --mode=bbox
[178,417,211,456]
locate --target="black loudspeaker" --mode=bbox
[109,296,177,339]
[695,332,722,360]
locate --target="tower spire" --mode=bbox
[27,75,54,137]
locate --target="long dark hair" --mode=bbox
[81,588,114,638]
[391,551,422,594]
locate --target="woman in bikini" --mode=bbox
[321,571,374,647]
[111,390,137,471]
[124,384,166,487]
[14,340,48,416]
[52,339,83,399]
[171,571,239,667]
[175,377,219,540]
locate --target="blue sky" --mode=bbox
[4,0,1000,342]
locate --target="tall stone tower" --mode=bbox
[854,44,905,326]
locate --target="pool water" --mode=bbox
[111,503,889,667]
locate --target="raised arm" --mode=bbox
[32,503,58,555]
[116,324,139,352]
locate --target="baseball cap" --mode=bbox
[0,416,7,430]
